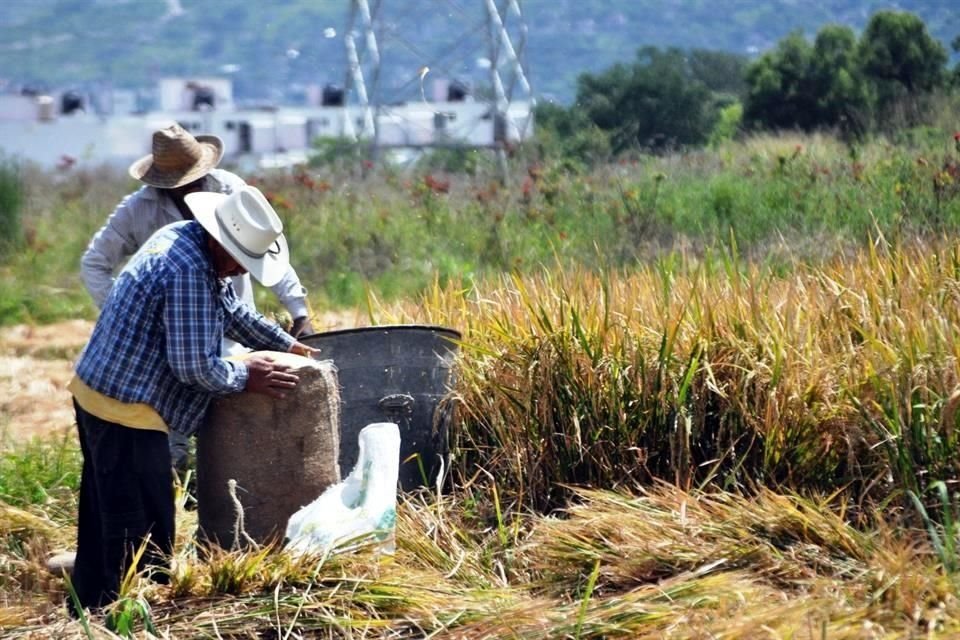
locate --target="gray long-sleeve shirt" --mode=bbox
[80,168,309,319]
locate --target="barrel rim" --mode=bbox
[300,324,462,341]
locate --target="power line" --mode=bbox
[338,0,533,181]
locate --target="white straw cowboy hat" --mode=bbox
[185,186,290,287]
[128,123,224,188]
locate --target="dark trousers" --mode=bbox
[70,400,175,612]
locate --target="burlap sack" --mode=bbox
[197,352,341,548]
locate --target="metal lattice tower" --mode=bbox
[341,0,534,171]
[483,0,531,111]
[343,0,381,141]
[483,0,532,174]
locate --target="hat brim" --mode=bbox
[128,135,225,189]
[185,191,290,288]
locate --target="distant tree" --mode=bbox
[745,12,951,135]
[707,102,744,147]
[533,101,611,165]
[951,35,960,87]
[576,46,716,153]
[858,11,947,93]
[687,49,749,98]
[810,25,870,137]
[575,64,632,133]
[857,10,947,125]
[743,31,819,131]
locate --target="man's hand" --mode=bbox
[244,355,300,399]
[290,316,314,338]
[289,342,321,359]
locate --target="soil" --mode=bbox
[0,311,364,446]
[0,320,91,443]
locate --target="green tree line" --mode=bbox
[537,10,960,161]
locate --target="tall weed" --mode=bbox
[0,156,23,258]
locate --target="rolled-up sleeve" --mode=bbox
[222,282,297,352]
[164,268,248,394]
[270,265,309,319]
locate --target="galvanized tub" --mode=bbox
[300,325,460,490]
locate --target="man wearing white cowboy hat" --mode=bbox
[80,123,314,470]
[67,184,319,614]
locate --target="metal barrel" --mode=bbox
[299,325,460,490]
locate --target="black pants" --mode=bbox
[70,400,175,612]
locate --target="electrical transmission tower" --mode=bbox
[342,0,380,143]
[342,0,534,174]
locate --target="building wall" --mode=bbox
[0,101,534,169]
[158,78,234,112]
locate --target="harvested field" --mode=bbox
[0,320,89,444]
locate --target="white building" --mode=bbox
[0,77,534,170]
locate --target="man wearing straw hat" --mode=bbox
[81,123,314,471]
[67,183,319,615]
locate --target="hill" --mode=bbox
[0,0,958,104]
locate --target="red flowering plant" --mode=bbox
[932,133,960,210]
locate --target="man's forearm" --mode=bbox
[228,304,298,352]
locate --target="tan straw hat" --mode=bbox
[186,185,290,287]
[128,123,224,188]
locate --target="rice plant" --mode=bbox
[387,236,960,517]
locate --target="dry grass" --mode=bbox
[4,484,959,639]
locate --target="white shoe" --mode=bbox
[46,551,76,576]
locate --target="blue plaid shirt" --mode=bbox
[75,220,296,435]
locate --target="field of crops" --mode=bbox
[3,130,960,637]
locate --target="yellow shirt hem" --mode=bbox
[68,375,168,433]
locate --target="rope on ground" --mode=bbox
[228,478,258,550]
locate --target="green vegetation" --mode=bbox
[0,165,114,325]
[0,156,24,259]
[0,434,79,510]
[744,11,950,137]
[574,47,737,152]
[7,123,960,324]
[744,26,869,137]
[538,10,960,153]
[538,46,748,154]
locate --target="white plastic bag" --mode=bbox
[285,422,400,555]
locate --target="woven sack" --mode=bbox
[197,352,341,548]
